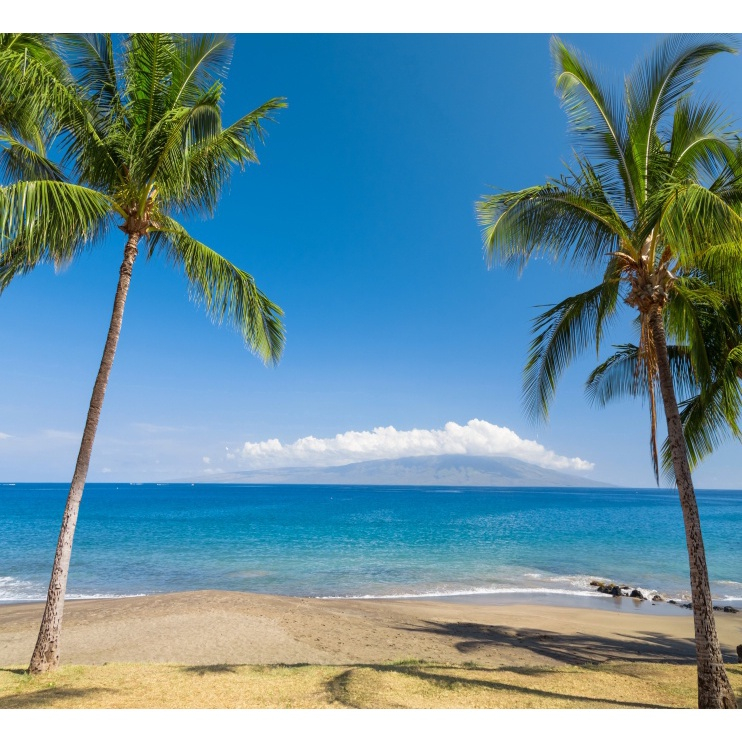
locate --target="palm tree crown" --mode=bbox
[478,35,742,477]
[0,33,285,361]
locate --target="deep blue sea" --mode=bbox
[1,483,740,605]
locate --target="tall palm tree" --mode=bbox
[0,33,285,674]
[476,35,740,708]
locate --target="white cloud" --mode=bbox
[101,467,112,473]
[0,432,10,440]
[202,456,211,464]
[240,419,593,472]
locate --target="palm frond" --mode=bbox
[625,35,737,202]
[689,243,742,302]
[147,217,284,364]
[668,98,736,183]
[586,344,642,405]
[586,342,697,406]
[660,181,742,264]
[477,165,629,273]
[172,34,233,107]
[0,38,124,190]
[0,133,65,183]
[124,33,180,140]
[170,97,286,218]
[0,180,115,292]
[664,277,730,385]
[523,274,621,422]
[0,34,66,77]
[0,34,68,149]
[551,36,639,213]
[60,34,121,125]
[131,83,224,206]
[664,353,742,474]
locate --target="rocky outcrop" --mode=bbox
[590,581,740,612]
[591,581,623,596]
[590,580,647,599]
[673,602,739,613]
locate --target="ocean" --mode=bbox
[1,483,740,606]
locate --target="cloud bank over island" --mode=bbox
[238,419,594,472]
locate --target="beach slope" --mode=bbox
[1,590,740,667]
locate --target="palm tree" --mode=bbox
[476,35,740,708]
[0,33,285,674]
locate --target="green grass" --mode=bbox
[1,662,739,709]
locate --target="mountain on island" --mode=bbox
[190,454,610,488]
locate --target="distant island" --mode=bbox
[184,454,611,487]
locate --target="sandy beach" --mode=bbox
[2,590,741,668]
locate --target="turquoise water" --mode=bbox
[0,483,740,604]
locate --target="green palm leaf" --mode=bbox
[0,180,114,291]
[172,34,233,107]
[478,161,629,273]
[524,268,621,422]
[60,34,121,123]
[124,33,180,139]
[0,133,65,182]
[552,36,639,212]
[149,217,284,364]
[625,35,737,202]
[667,347,742,471]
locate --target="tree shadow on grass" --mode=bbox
[399,621,711,665]
[180,664,238,676]
[494,665,562,677]
[0,686,115,709]
[178,662,313,677]
[323,662,672,709]
[325,668,362,708]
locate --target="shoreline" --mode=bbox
[3,586,740,617]
[2,589,740,669]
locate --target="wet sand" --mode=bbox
[1,590,740,668]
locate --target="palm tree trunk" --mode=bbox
[28,233,140,674]
[648,307,737,709]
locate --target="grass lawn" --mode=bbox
[1,661,740,709]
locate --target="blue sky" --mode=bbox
[1,33,741,487]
